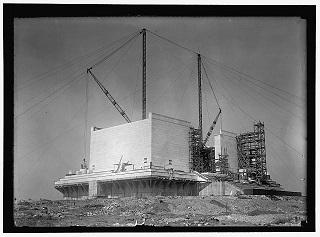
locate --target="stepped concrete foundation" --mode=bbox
[196,180,302,197]
[197,181,243,196]
[55,167,204,199]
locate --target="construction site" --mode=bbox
[53,28,302,200]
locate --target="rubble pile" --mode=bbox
[14,195,306,227]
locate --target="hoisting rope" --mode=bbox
[201,60,221,110]
[84,71,89,159]
[89,30,142,70]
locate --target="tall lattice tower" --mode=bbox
[236,121,267,180]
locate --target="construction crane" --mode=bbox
[203,108,222,146]
[87,68,131,123]
[113,155,123,173]
[113,155,133,173]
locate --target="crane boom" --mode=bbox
[87,68,131,123]
[203,108,221,146]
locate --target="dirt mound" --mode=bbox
[14,195,306,227]
[247,209,284,216]
[147,201,171,213]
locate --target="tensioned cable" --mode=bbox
[204,63,303,135]
[203,56,305,102]
[204,72,246,132]
[130,48,142,120]
[152,37,196,72]
[18,33,139,160]
[88,35,140,121]
[20,65,88,106]
[206,63,304,137]
[204,61,305,121]
[267,154,300,184]
[229,89,303,157]
[133,48,193,108]
[18,93,115,162]
[83,33,139,134]
[84,70,89,160]
[17,30,139,91]
[149,48,193,108]
[204,58,304,109]
[18,34,139,118]
[18,43,111,107]
[147,39,196,105]
[15,72,86,119]
[157,68,194,123]
[89,31,141,70]
[268,141,302,181]
[15,120,83,192]
[203,86,211,129]
[17,35,139,122]
[18,49,98,92]
[145,28,303,102]
[16,37,139,125]
[87,28,305,159]
[180,68,195,107]
[105,66,177,108]
[201,61,221,109]
[147,28,306,140]
[103,31,194,110]
[19,53,104,108]
[98,33,140,84]
[207,69,304,158]
[270,147,304,184]
[151,65,191,108]
[17,101,87,161]
[16,73,86,130]
[203,61,304,157]
[146,29,198,55]
[131,66,139,119]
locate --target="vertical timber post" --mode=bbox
[198,54,202,140]
[142,29,147,119]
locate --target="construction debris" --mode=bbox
[14,195,306,227]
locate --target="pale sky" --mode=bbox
[14,17,306,199]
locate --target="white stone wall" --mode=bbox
[89,113,192,173]
[214,134,222,172]
[89,117,152,172]
[214,130,238,173]
[151,113,191,172]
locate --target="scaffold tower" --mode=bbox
[236,121,267,180]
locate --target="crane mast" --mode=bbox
[86,29,221,142]
[203,108,222,146]
[87,68,131,123]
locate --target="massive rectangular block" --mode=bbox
[90,117,152,172]
[151,113,191,172]
[89,112,191,173]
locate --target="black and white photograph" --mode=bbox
[3,3,315,233]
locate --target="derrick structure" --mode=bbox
[142,29,147,119]
[236,122,267,180]
[201,147,215,173]
[188,54,221,174]
[52,28,295,198]
[189,128,203,172]
[216,148,229,175]
[189,128,215,173]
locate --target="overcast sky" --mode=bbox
[14,17,306,200]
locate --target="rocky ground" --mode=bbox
[14,195,306,227]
